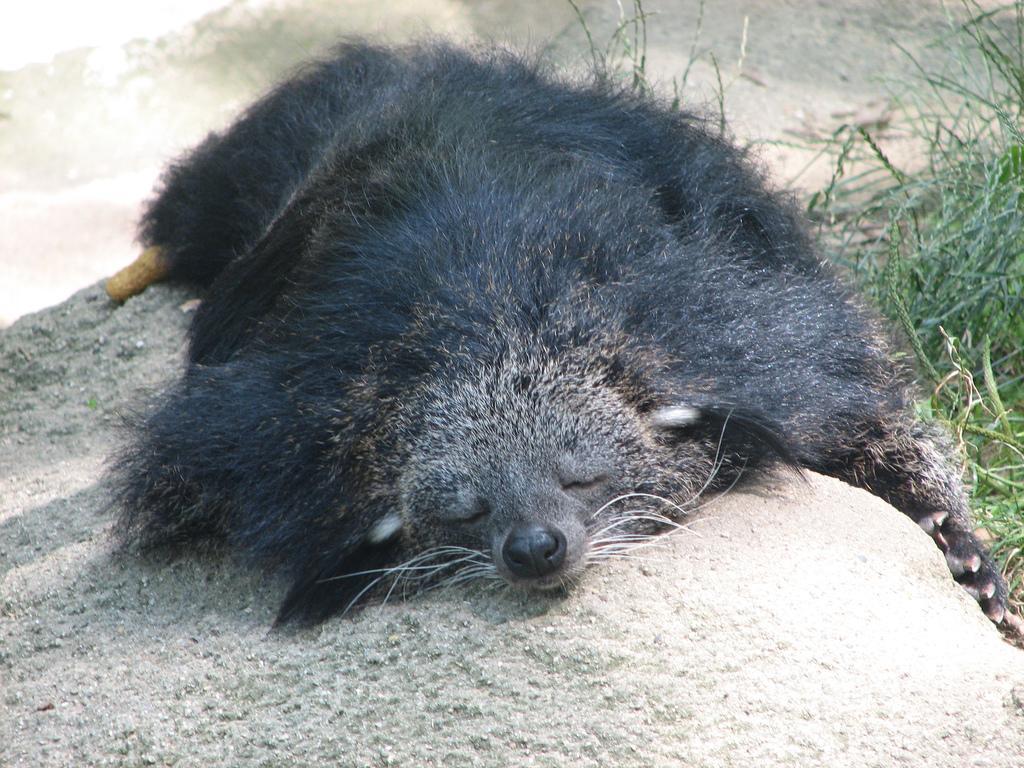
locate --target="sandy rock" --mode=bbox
[1,283,1022,767]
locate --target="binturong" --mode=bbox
[108,41,1008,626]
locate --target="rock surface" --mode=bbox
[2,283,1023,767]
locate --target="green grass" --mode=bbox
[809,2,1024,610]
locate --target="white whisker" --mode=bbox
[317,545,488,583]
[588,491,691,520]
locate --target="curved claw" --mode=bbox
[983,600,1005,624]
[917,511,948,536]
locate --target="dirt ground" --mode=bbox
[0,0,987,326]
[2,1,1023,766]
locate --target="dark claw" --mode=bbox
[983,600,1005,624]
[945,551,968,576]
[918,511,948,535]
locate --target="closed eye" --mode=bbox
[560,474,611,493]
[448,494,491,524]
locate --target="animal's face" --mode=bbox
[393,354,712,591]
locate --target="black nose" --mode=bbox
[501,524,567,578]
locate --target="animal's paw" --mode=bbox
[920,511,1007,622]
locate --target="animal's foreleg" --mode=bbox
[819,419,1007,622]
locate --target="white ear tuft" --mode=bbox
[651,405,701,429]
[368,512,403,544]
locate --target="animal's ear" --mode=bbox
[650,403,801,470]
[273,514,405,627]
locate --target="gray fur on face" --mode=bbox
[395,352,716,588]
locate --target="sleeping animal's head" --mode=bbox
[393,349,792,592]
[274,348,793,626]
[395,352,672,591]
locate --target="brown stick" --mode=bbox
[105,246,170,302]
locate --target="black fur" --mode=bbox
[113,41,1007,625]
